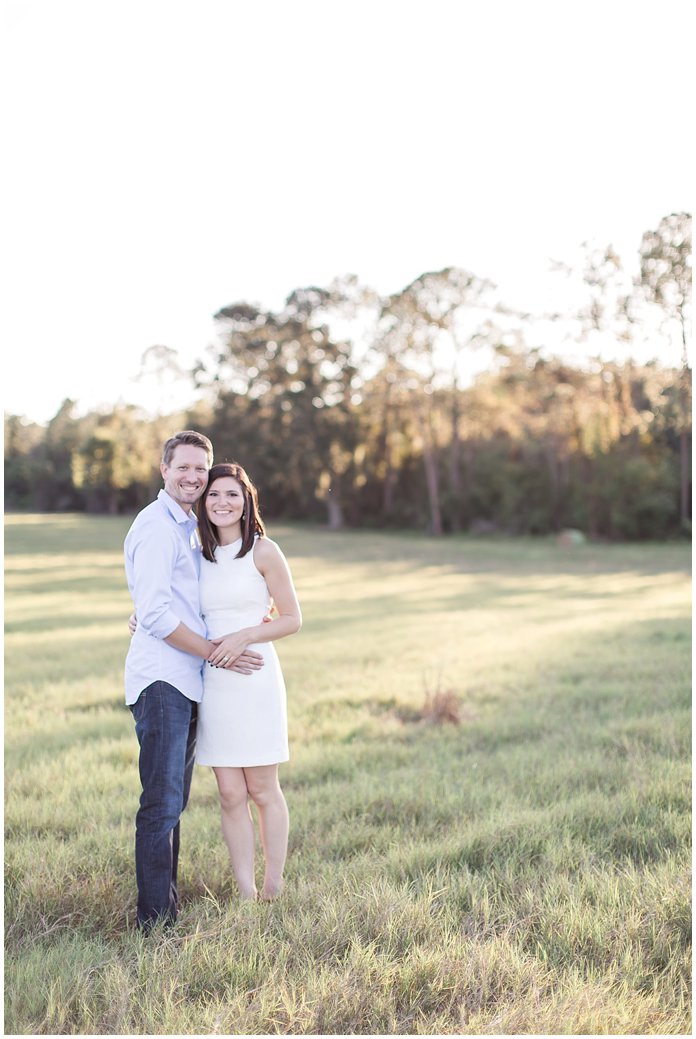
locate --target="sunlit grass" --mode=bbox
[4,514,691,1034]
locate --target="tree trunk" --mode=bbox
[449,389,463,531]
[678,331,691,524]
[326,472,344,530]
[416,401,443,535]
[327,496,343,529]
[581,452,599,538]
[381,400,397,517]
[382,461,396,516]
[680,428,691,523]
[545,441,562,531]
[425,453,443,534]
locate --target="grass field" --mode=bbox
[4,514,692,1035]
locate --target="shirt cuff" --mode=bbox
[147,611,181,640]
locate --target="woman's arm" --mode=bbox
[208,538,302,668]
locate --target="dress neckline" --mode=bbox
[217,536,243,550]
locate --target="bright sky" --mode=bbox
[2,0,693,424]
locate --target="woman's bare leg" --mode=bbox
[213,767,257,899]
[244,764,288,899]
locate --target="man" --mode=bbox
[124,429,262,931]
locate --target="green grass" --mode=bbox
[4,514,691,1035]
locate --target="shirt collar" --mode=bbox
[158,489,199,529]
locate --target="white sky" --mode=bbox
[2,0,693,424]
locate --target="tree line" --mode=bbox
[5,213,691,539]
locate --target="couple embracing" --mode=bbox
[124,429,301,932]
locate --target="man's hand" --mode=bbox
[224,649,264,675]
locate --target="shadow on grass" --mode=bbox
[6,708,133,766]
[5,608,135,635]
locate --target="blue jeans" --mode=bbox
[130,681,197,929]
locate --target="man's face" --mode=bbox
[160,444,210,513]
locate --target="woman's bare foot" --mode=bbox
[260,879,284,901]
[238,886,258,901]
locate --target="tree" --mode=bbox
[71,406,164,513]
[133,344,191,417]
[205,287,359,526]
[36,399,86,510]
[378,268,497,533]
[4,413,44,509]
[638,212,692,524]
[377,289,444,534]
[639,213,692,355]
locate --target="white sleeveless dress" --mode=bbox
[195,536,289,767]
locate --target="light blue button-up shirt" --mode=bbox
[124,489,207,705]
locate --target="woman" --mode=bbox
[195,462,301,901]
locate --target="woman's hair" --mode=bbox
[198,462,266,562]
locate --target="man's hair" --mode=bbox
[161,430,214,467]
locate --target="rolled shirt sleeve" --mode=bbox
[128,526,183,639]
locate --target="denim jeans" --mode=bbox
[130,681,197,929]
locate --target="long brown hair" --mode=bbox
[197,462,266,562]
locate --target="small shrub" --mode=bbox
[422,688,461,725]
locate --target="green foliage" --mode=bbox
[599,455,680,539]
[4,214,692,538]
[4,414,45,508]
[204,290,360,526]
[4,517,691,1034]
[6,352,688,537]
[71,408,167,513]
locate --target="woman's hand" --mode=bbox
[208,630,253,669]
[128,611,137,636]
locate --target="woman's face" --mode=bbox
[204,476,245,532]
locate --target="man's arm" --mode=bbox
[127,527,187,639]
[163,622,215,658]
